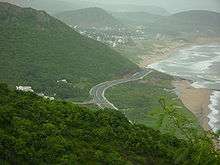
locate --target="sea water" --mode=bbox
[148,44,220,132]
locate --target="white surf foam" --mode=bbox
[191,45,203,49]
[208,91,220,132]
[192,52,209,58]
[146,64,167,74]
[214,52,220,55]
[190,82,207,89]
[207,45,220,48]
[189,53,220,73]
[191,59,214,71]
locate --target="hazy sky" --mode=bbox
[1,0,220,13]
[62,0,220,13]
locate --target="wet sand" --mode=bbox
[139,38,220,131]
[172,80,211,131]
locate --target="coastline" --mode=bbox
[140,39,220,131]
[172,80,211,131]
[139,37,220,68]
[139,42,186,67]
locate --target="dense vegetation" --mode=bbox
[55,7,123,28]
[106,71,200,137]
[1,0,90,14]
[0,83,220,164]
[0,2,138,101]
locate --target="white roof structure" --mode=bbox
[16,86,34,92]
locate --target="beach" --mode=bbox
[140,42,211,131]
[143,39,220,132]
[172,80,211,131]
[139,37,220,68]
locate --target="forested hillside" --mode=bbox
[0,0,92,14]
[0,83,220,164]
[0,2,138,101]
[55,7,122,28]
[112,12,163,26]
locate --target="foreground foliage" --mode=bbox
[0,83,220,165]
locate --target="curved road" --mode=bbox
[89,68,153,110]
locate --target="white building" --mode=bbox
[16,86,34,92]
[57,79,68,83]
[37,93,55,101]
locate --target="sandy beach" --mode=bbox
[172,80,211,131]
[139,37,220,68]
[140,42,212,131]
[139,38,220,131]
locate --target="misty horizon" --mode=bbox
[61,0,220,13]
[1,0,220,14]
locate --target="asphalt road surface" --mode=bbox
[90,68,153,110]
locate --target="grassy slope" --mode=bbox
[55,7,122,28]
[0,2,138,101]
[0,83,219,164]
[106,71,200,137]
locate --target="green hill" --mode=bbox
[112,12,163,26]
[1,0,93,14]
[100,4,169,16]
[0,83,220,164]
[151,10,220,37]
[55,7,123,28]
[0,2,138,101]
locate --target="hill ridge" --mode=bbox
[0,2,137,101]
[55,7,122,28]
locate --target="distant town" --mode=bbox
[70,25,152,48]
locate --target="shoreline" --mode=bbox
[140,39,220,131]
[139,37,220,68]
[172,80,211,131]
[138,42,187,68]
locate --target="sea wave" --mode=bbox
[149,44,220,132]
[190,82,207,89]
[208,91,220,132]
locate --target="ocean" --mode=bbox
[148,44,220,132]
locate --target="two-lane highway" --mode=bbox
[89,68,153,110]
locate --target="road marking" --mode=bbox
[90,70,153,110]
